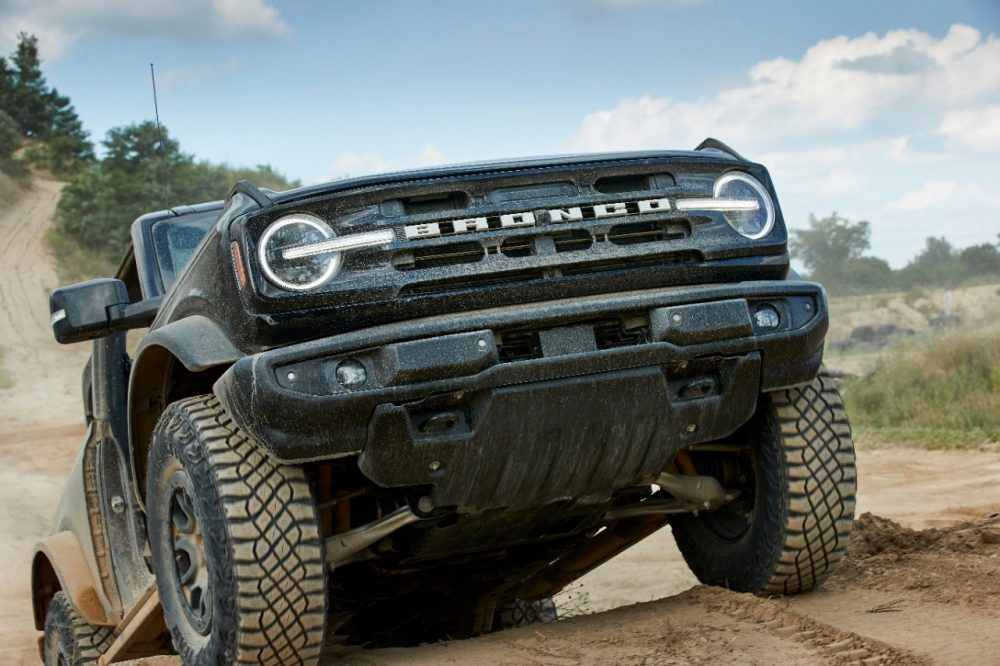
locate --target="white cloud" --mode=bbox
[566,23,1000,266]
[568,24,1000,153]
[886,180,959,212]
[316,144,445,184]
[0,0,290,60]
[939,106,1000,152]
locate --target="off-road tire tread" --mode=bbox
[761,371,857,594]
[152,395,327,665]
[671,371,856,595]
[43,591,115,665]
[496,597,558,629]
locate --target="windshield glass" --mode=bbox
[151,210,220,290]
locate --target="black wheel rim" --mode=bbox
[695,447,757,542]
[168,469,213,635]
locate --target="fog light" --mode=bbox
[335,359,367,388]
[754,305,780,329]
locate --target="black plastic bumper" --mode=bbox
[215,280,827,511]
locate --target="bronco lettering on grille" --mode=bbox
[404,198,671,240]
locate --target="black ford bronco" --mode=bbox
[33,140,856,665]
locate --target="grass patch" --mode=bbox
[852,426,997,450]
[45,226,116,284]
[843,331,1000,448]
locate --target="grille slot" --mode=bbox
[561,251,701,276]
[608,220,689,246]
[401,191,470,215]
[394,241,485,271]
[555,229,594,252]
[594,172,676,193]
[400,269,546,296]
[500,229,594,258]
[500,236,532,258]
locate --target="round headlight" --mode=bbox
[714,172,775,240]
[258,214,340,291]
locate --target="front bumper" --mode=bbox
[215,280,827,511]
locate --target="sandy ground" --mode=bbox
[0,183,998,665]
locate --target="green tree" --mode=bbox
[958,243,1000,277]
[897,237,966,287]
[57,122,297,263]
[2,33,93,175]
[0,109,20,163]
[789,213,877,291]
[0,56,13,113]
[8,32,48,137]
[0,109,27,181]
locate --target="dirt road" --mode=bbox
[0,179,89,431]
[0,183,997,665]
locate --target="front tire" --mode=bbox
[146,395,328,665]
[43,591,114,665]
[670,371,857,595]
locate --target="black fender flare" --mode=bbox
[128,315,242,501]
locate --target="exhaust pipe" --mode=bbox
[325,506,423,567]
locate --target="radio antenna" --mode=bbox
[150,63,170,208]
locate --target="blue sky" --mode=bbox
[2,0,999,266]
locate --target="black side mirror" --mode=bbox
[50,279,160,344]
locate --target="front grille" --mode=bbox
[393,219,691,272]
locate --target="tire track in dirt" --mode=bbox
[0,180,90,433]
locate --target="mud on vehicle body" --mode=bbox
[32,139,856,664]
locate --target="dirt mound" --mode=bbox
[849,511,1000,558]
[829,512,1000,615]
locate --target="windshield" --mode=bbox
[151,210,220,290]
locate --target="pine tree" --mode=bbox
[42,87,94,172]
[10,32,49,137]
[0,56,13,116]
[2,33,94,175]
